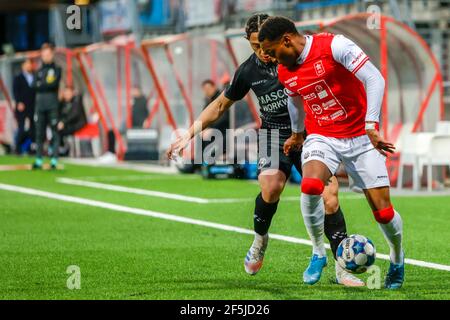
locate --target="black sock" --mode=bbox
[324,207,348,260]
[254,192,279,236]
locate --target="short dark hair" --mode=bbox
[201,79,215,87]
[258,16,299,43]
[41,42,55,51]
[245,13,270,39]
[22,58,33,65]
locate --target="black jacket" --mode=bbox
[34,62,62,111]
[132,96,149,128]
[59,95,87,135]
[13,72,36,116]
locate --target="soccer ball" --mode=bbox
[337,234,376,274]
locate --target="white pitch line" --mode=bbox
[56,178,364,204]
[75,175,201,182]
[57,178,253,204]
[0,182,449,272]
[58,177,211,204]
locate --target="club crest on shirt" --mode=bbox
[314,61,325,76]
[46,68,56,83]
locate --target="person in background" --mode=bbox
[201,79,230,157]
[201,79,229,136]
[13,58,36,154]
[33,43,62,169]
[131,86,149,128]
[95,130,117,163]
[57,85,87,156]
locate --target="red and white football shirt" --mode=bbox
[278,33,370,138]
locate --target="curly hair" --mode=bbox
[258,16,299,43]
[245,13,270,39]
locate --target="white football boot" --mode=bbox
[335,262,366,287]
[244,233,269,275]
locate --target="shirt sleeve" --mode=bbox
[332,35,385,123]
[224,64,251,101]
[287,95,305,133]
[354,60,385,123]
[331,34,370,75]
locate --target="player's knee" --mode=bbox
[262,181,284,203]
[301,178,324,195]
[373,205,394,224]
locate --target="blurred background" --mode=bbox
[0,0,449,190]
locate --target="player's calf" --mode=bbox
[301,177,328,284]
[372,205,403,263]
[301,177,327,258]
[372,204,405,289]
[253,192,279,239]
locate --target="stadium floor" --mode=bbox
[0,155,449,300]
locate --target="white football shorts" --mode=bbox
[302,134,390,189]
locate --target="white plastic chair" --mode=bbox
[435,121,450,135]
[426,135,450,192]
[397,132,435,190]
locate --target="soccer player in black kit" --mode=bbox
[167,14,364,286]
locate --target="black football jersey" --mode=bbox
[224,53,291,130]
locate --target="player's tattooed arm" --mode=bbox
[166,92,235,160]
[283,95,306,156]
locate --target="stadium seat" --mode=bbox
[435,121,450,135]
[397,132,435,190]
[69,123,101,158]
[426,135,450,192]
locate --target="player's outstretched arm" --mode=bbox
[166,92,235,160]
[283,95,306,156]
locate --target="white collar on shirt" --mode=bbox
[22,71,33,86]
[296,35,313,65]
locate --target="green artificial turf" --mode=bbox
[0,155,449,299]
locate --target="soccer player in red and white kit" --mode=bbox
[259,16,404,289]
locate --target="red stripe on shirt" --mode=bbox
[352,56,370,75]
